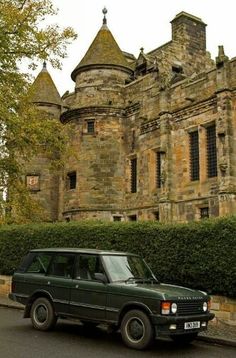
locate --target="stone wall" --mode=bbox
[0,275,11,297]
[23,12,236,224]
[211,295,236,323]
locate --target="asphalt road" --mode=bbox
[0,307,235,358]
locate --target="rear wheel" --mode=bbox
[30,297,57,331]
[171,333,198,345]
[121,309,154,350]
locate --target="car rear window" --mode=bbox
[26,253,52,274]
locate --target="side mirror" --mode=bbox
[94,272,108,284]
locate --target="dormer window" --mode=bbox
[172,64,183,74]
[135,49,148,76]
[136,63,147,76]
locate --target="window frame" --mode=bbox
[189,130,200,181]
[200,207,209,219]
[128,214,137,221]
[67,171,77,190]
[206,124,217,178]
[130,157,137,193]
[87,120,95,134]
[75,254,106,281]
[25,253,53,275]
[47,253,76,278]
[156,151,162,188]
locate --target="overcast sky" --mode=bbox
[43,0,236,95]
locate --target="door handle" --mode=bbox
[47,281,51,285]
[75,284,79,289]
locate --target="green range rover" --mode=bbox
[9,248,214,350]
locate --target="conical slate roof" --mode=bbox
[31,62,61,106]
[71,21,133,81]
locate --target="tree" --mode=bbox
[0,0,77,223]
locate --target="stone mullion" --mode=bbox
[216,91,233,193]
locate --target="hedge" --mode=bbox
[0,216,235,297]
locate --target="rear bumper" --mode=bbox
[8,293,27,306]
[8,293,16,302]
[150,312,215,337]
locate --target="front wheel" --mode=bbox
[30,297,57,331]
[171,332,198,345]
[120,310,154,350]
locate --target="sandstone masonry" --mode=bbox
[26,11,236,223]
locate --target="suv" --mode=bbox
[9,248,214,350]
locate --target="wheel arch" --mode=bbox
[24,290,54,318]
[118,302,152,327]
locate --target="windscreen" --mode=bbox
[102,255,155,282]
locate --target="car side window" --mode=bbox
[75,254,104,280]
[48,254,75,278]
[26,254,52,274]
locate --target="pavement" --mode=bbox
[0,295,236,348]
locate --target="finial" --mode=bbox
[102,7,107,25]
[43,61,47,69]
[216,45,229,68]
[140,47,144,54]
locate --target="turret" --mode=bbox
[60,9,132,221]
[69,8,133,108]
[31,61,61,117]
[25,62,62,221]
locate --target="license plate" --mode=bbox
[184,321,200,330]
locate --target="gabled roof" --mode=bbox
[31,62,61,106]
[71,22,133,80]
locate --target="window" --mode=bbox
[130,158,137,193]
[26,254,52,274]
[26,175,40,191]
[75,255,105,280]
[207,124,217,178]
[128,215,137,221]
[48,254,75,278]
[113,216,122,221]
[67,171,76,190]
[189,131,199,181]
[172,64,183,74]
[200,207,209,219]
[102,255,153,282]
[153,212,160,221]
[87,120,95,134]
[156,152,161,188]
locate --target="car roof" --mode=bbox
[30,248,138,256]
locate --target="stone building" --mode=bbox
[27,10,236,223]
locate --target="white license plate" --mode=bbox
[184,321,200,330]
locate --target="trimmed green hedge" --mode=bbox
[0,217,235,297]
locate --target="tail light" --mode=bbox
[11,280,16,293]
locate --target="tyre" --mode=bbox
[30,297,57,331]
[171,332,198,345]
[120,309,154,350]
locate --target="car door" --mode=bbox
[70,254,108,320]
[45,253,75,314]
